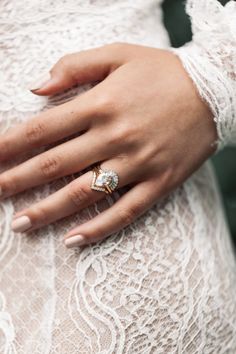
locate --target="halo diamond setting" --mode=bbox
[91,166,119,194]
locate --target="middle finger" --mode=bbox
[0,91,95,162]
[0,131,108,199]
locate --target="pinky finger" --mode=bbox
[64,179,159,248]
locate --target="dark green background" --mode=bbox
[162,0,236,245]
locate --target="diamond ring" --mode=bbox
[91,165,119,194]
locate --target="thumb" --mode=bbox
[28,44,124,96]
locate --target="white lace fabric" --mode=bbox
[0,1,236,353]
[172,0,236,149]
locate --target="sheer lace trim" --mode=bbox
[173,0,236,149]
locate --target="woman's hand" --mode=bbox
[0,43,217,248]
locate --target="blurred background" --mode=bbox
[162,0,236,246]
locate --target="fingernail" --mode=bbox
[0,186,2,197]
[64,235,85,248]
[11,216,32,233]
[28,72,51,91]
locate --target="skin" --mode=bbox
[0,43,217,247]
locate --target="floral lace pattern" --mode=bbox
[173,0,236,149]
[0,1,236,353]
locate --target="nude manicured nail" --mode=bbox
[0,186,2,197]
[64,235,85,248]
[11,216,32,233]
[28,72,51,91]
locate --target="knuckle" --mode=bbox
[56,54,73,72]
[25,121,46,146]
[94,92,116,115]
[68,182,90,207]
[0,175,17,195]
[0,139,11,160]
[118,207,137,226]
[107,131,122,146]
[136,146,156,166]
[89,226,104,241]
[31,206,49,225]
[107,123,135,147]
[161,166,176,187]
[39,155,62,179]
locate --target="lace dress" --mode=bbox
[0,0,236,353]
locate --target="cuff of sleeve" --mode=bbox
[170,43,236,151]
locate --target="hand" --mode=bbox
[0,43,217,248]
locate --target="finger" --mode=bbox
[29,44,126,96]
[0,91,96,162]
[0,131,108,199]
[63,179,159,248]
[11,159,134,233]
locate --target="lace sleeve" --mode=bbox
[172,0,236,149]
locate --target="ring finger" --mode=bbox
[11,159,136,233]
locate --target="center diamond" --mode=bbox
[91,168,119,194]
[96,172,110,187]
